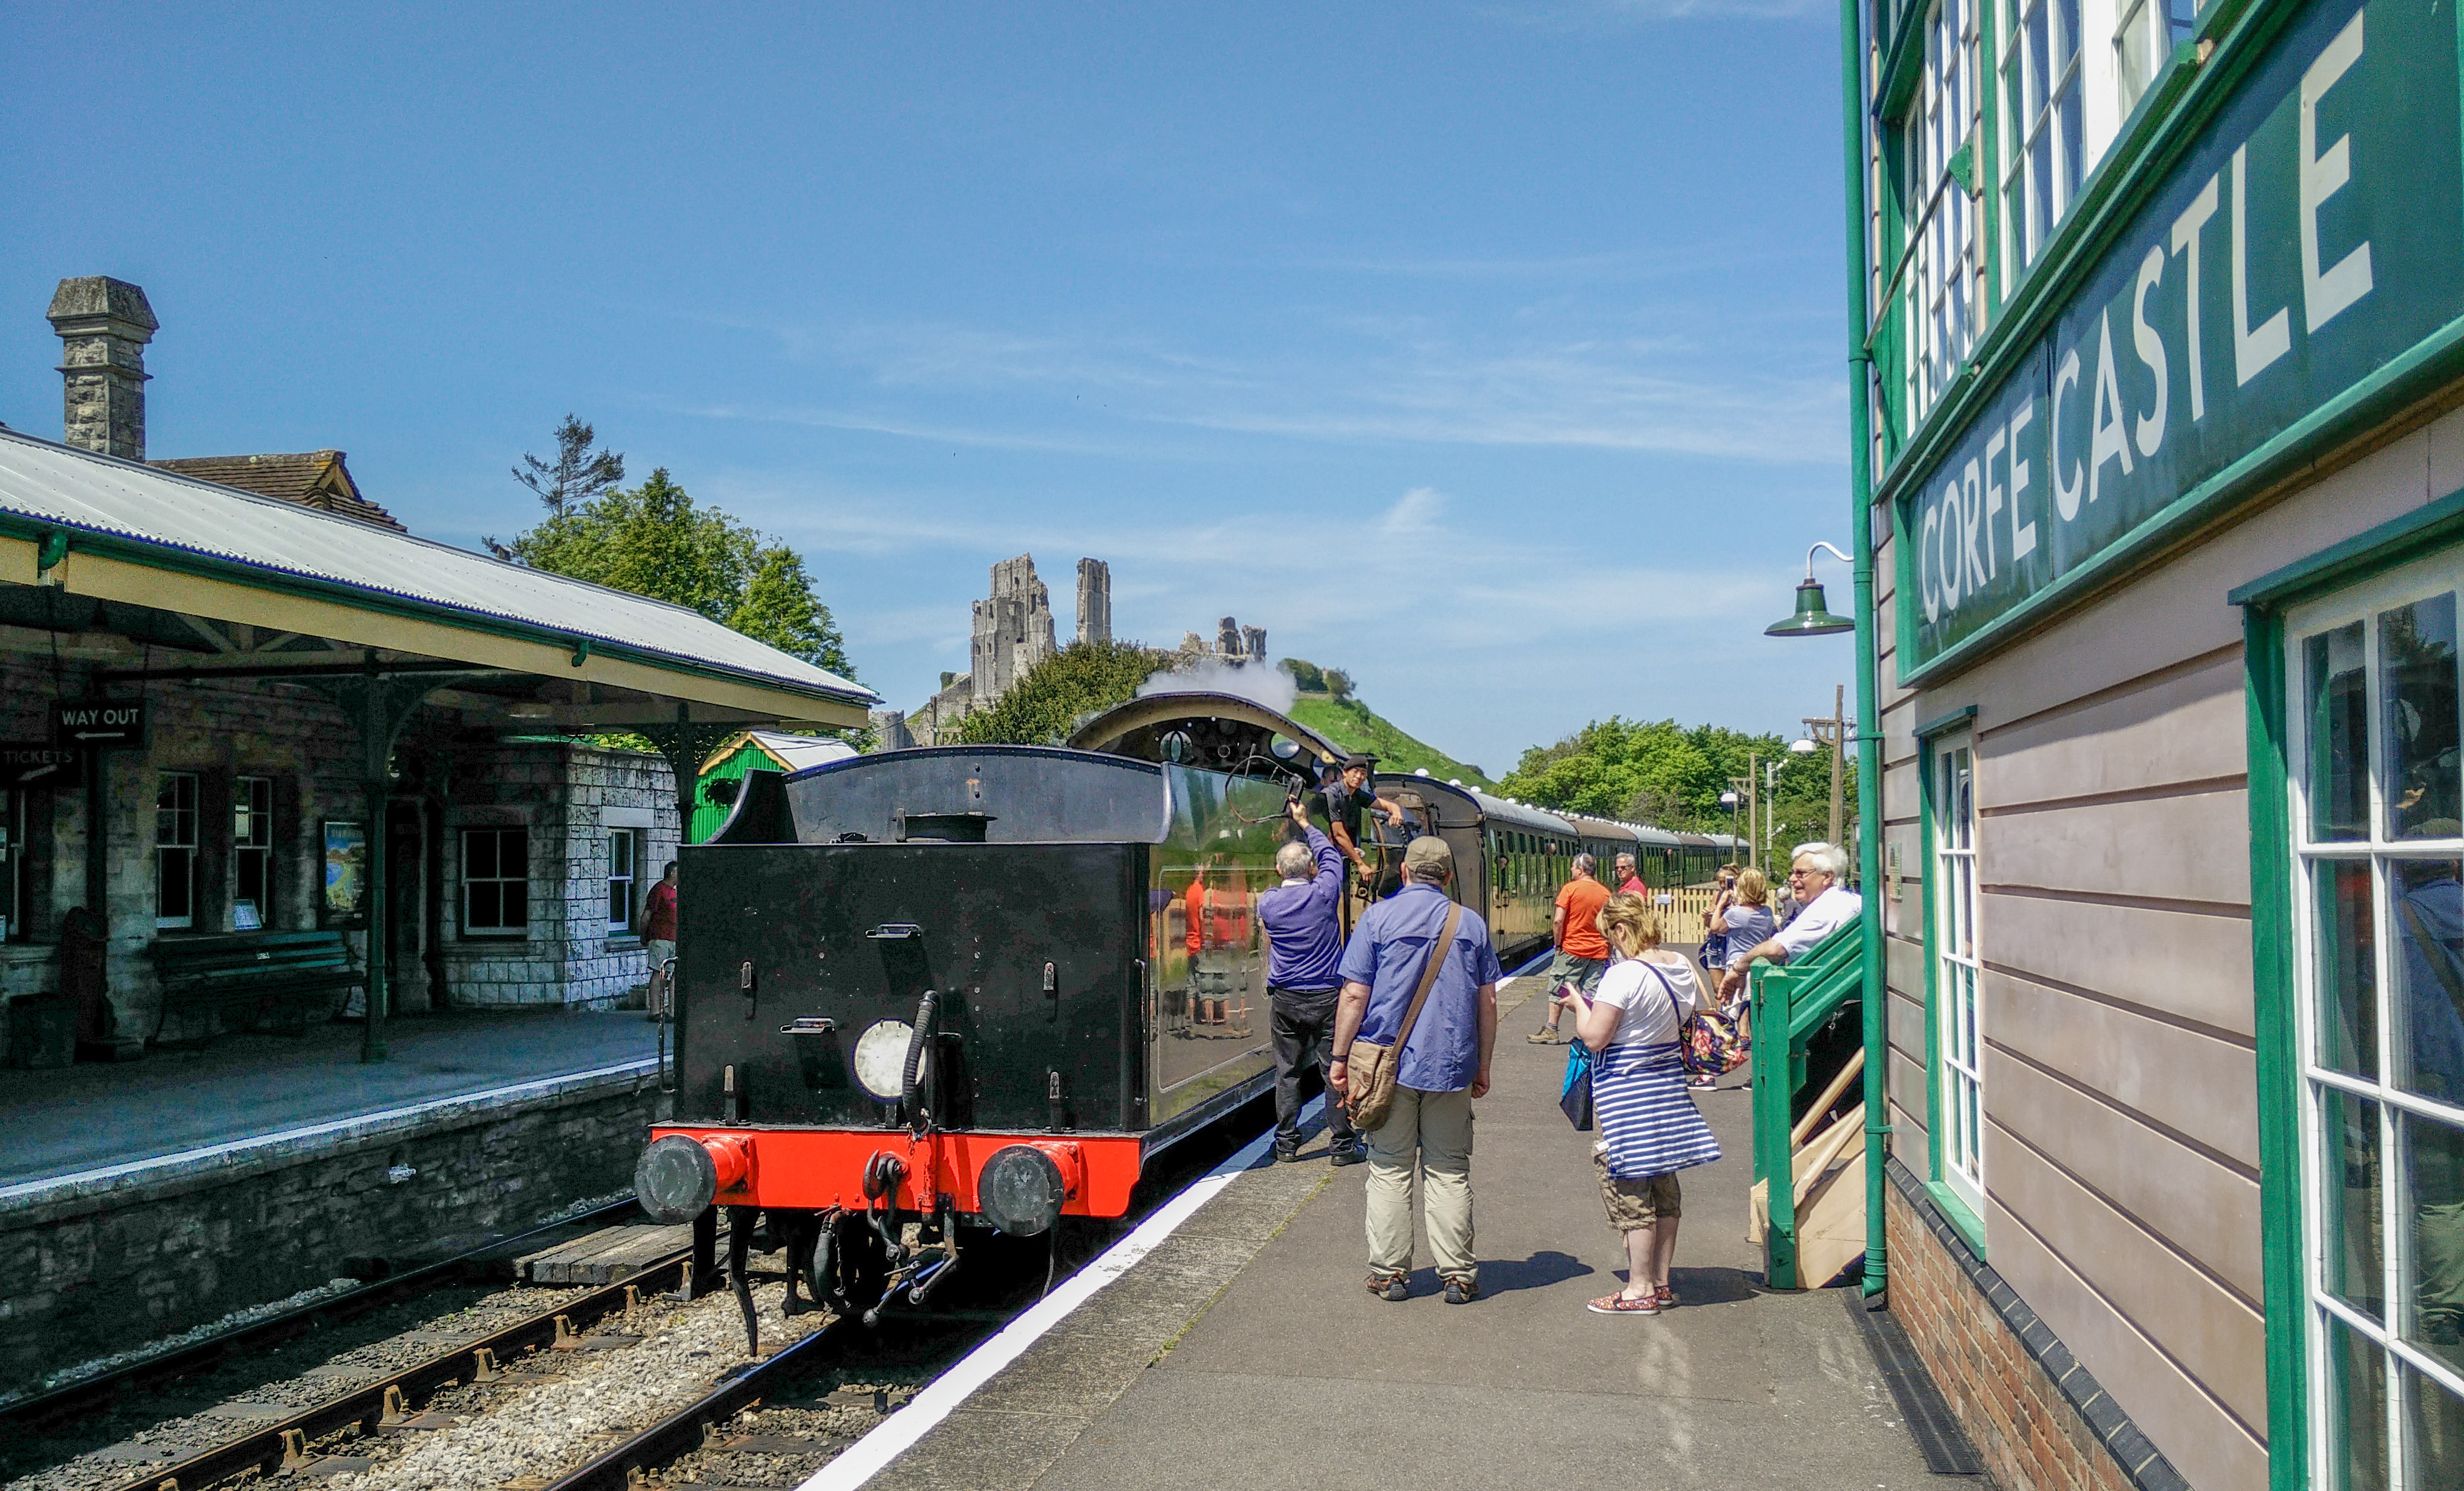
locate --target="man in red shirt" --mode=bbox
[643,862,678,1021]
[1531,854,1610,1044]
[1615,853,1646,896]
[1183,862,1252,1033]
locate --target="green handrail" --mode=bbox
[1749,922,1866,1290]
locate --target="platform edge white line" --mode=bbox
[794,1100,1309,1491]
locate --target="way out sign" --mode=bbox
[53,699,147,751]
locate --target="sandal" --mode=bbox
[1586,1291,1659,1315]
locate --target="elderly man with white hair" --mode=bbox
[1725,841,1863,997]
[1257,797,1361,1165]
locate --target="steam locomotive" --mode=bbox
[631,692,1736,1336]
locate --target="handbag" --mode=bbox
[1559,1039,1594,1130]
[1344,902,1462,1132]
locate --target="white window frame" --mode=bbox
[1930,731,1988,1220]
[1904,0,1987,425]
[232,775,272,931]
[606,828,639,936]
[1997,0,2084,278]
[461,825,531,939]
[2285,551,2464,1487]
[156,772,200,931]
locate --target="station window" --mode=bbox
[0,788,20,943]
[156,773,199,931]
[1929,731,1988,1227]
[461,826,530,937]
[2283,561,2464,1486]
[232,776,272,930]
[606,829,639,935]
[1904,0,1984,423]
[1996,0,2081,277]
[2112,0,2194,120]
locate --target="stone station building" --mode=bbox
[0,276,877,1055]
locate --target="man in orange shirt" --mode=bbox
[1184,861,1251,1033]
[1531,853,1610,1044]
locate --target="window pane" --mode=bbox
[159,850,192,920]
[2392,857,2464,1104]
[2381,593,2461,840]
[2118,0,2152,115]
[2312,622,2373,841]
[609,881,628,926]
[501,830,529,879]
[467,831,497,881]
[2321,1088,2386,1317]
[611,832,633,878]
[2317,860,2380,1078]
[503,881,529,928]
[2322,1314,2391,1491]
[2030,128,2054,259]
[2402,1109,2464,1380]
[2026,0,2049,113]
[470,882,501,930]
[2402,1358,2464,1489]
[2054,0,2080,63]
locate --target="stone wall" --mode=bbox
[0,1065,666,1387]
[1884,1160,2193,1491]
[442,741,676,1009]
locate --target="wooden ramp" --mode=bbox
[515,1223,695,1284]
[1747,1047,1868,1287]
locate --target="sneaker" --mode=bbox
[1443,1278,1478,1305]
[1328,1145,1365,1168]
[1586,1291,1660,1315]
[1368,1270,1410,1302]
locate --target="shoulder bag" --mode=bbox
[1344,902,1462,1132]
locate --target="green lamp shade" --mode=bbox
[1766,578,1856,637]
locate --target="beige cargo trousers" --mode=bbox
[1365,1084,1475,1286]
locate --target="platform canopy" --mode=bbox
[0,428,876,730]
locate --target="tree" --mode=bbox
[1323,668,1354,701]
[952,640,1175,745]
[514,415,626,518]
[509,468,854,680]
[1279,657,1327,693]
[1499,715,1853,857]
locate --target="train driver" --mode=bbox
[1325,754,1406,893]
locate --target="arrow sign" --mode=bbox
[51,699,147,752]
[0,742,84,790]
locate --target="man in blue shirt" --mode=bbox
[1329,835,1502,1305]
[1258,798,1360,1165]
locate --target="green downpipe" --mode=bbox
[1839,0,1889,1297]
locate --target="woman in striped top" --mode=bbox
[1574,894,1723,1315]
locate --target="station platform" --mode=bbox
[0,1007,657,1191]
[840,975,1939,1491]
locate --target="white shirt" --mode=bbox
[1592,953,1701,1047]
[1774,884,1863,962]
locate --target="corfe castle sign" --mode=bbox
[1897,0,2463,674]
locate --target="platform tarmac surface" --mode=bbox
[856,976,1934,1491]
[0,1008,656,1187]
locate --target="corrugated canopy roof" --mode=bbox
[0,428,874,715]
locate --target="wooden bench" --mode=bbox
[148,930,365,1046]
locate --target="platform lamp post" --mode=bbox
[1721,789,1740,860]
[1764,534,1886,1302]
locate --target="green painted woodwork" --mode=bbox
[1897,0,2463,679]
[691,735,796,843]
[2227,492,2464,1486]
[1913,703,1978,740]
[1914,722,1988,1259]
[1749,923,1866,1290]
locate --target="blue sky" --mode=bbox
[1,1,1855,776]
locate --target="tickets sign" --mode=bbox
[1896,0,2464,674]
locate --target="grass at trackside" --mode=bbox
[1287,695,1499,793]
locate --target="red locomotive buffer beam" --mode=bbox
[641,1126,1142,1220]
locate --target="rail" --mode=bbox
[1747,922,1867,1290]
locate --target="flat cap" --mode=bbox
[1403,835,1453,876]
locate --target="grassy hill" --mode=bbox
[1288,695,1498,793]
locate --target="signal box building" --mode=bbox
[1856,0,2464,1485]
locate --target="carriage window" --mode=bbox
[2287,566,2464,1487]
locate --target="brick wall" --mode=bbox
[0,1066,666,1387]
[1884,1159,2194,1491]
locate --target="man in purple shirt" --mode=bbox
[1329,836,1502,1305]
[1258,799,1360,1165]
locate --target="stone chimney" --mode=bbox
[47,276,157,460]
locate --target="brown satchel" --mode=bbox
[1344,903,1463,1132]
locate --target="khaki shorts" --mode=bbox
[1595,1148,1680,1230]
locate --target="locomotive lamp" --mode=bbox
[1764,541,1856,636]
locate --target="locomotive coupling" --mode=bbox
[634,1132,752,1223]
[977,1142,1083,1236]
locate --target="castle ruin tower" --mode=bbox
[47,276,157,460]
[1241,625,1266,661]
[970,554,1057,703]
[1076,558,1112,646]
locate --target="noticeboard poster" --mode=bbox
[320,819,368,929]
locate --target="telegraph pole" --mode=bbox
[1801,683,1848,847]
